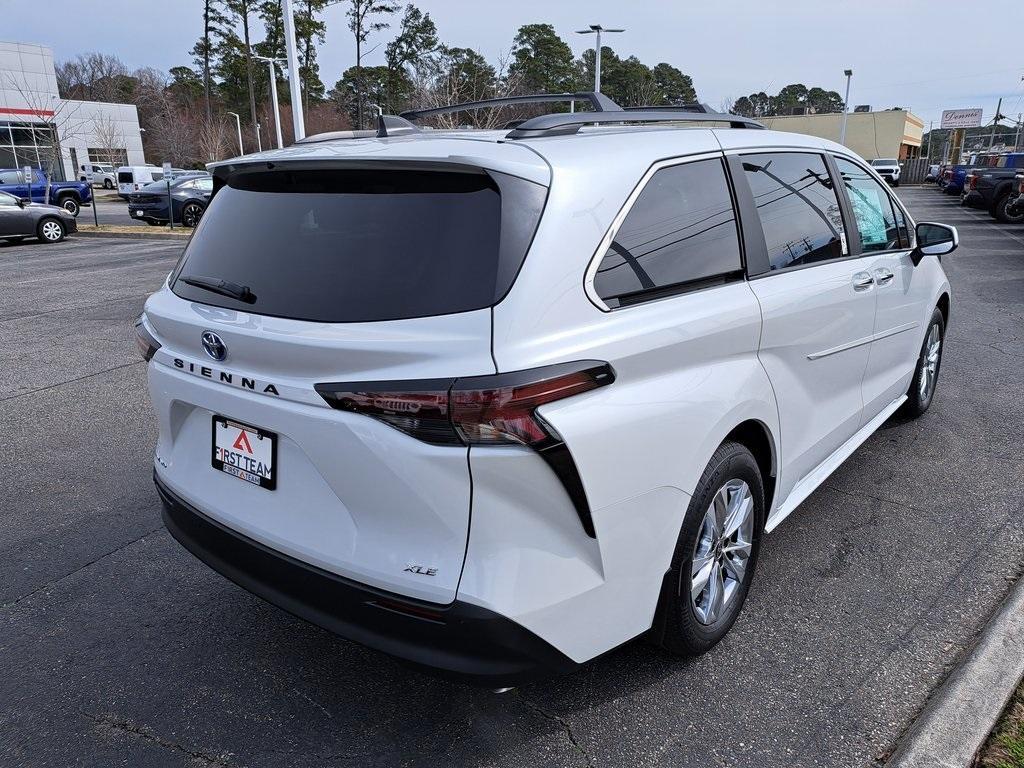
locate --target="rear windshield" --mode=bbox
[118,171,132,182]
[171,167,545,323]
[871,159,898,166]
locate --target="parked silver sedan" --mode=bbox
[0,190,78,244]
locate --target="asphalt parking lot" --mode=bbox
[2,186,1023,768]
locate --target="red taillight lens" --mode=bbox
[134,314,160,361]
[316,381,459,445]
[315,362,615,448]
[452,367,611,447]
[967,174,978,190]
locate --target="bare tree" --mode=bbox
[147,109,198,167]
[197,117,232,163]
[91,112,126,168]
[55,53,129,101]
[410,48,523,130]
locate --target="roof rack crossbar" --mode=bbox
[505,110,765,139]
[400,92,621,122]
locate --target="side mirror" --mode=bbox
[913,222,958,263]
[17,197,29,208]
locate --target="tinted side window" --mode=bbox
[835,157,902,253]
[594,158,742,307]
[742,152,846,271]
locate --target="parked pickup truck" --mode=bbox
[0,168,93,217]
[962,154,1024,222]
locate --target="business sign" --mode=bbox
[941,108,983,129]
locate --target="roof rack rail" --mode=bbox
[505,109,765,139]
[400,91,621,122]
[622,102,715,113]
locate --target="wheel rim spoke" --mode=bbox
[689,478,755,626]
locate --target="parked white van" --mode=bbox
[117,165,164,198]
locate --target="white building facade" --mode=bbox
[0,41,145,180]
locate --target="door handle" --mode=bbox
[874,268,895,286]
[852,272,874,291]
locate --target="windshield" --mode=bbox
[871,159,898,166]
[170,167,545,323]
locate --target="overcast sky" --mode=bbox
[6,0,1023,128]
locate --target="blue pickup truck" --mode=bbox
[0,168,93,217]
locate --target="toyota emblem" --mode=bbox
[201,331,227,361]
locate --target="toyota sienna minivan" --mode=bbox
[137,96,956,686]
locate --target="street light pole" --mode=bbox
[839,69,853,145]
[281,0,305,141]
[575,25,624,92]
[226,111,243,155]
[254,55,286,149]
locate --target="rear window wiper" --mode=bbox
[179,275,257,304]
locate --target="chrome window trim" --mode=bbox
[582,150,737,312]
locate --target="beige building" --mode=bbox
[759,110,924,162]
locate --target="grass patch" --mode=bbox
[978,685,1024,767]
[76,223,189,237]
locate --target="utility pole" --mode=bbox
[281,0,306,141]
[254,55,286,149]
[575,25,624,92]
[1015,113,1022,151]
[989,97,1003,149]
[839,69,853,145]
[227,111,244,155]
[926,120,933,159]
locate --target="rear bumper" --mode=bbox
[155,473,577,687]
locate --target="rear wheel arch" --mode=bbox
[722,420,777,522]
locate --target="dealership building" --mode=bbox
[759,109,925,161]
[0,40,146,180]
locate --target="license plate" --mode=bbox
[211,416,276,489]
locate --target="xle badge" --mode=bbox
[404,564,438,577]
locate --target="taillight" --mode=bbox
[134,314,161,361]
[967,174,978,190]
[316,361,614,448]
[316,361,616,536]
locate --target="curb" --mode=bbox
[886,573,1024,768]
[72,230,190,241]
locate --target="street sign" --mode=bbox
[941,109,983,129]
[162,161,173,178]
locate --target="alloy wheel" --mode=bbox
[182,204,203,228]
[918,323,941,401]
[690,479,754,625]
[41,221,63,241]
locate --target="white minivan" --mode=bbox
[137,96,956,686]
[117,165,164,198]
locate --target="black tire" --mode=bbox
[993,192,1024,224]
[894,179,900,187]
[36,217,65,243]
[181,202,205,228]
[650,441,765,656]
[103,178,114,189]
[58,196,80,217]
[901,308,945,419]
